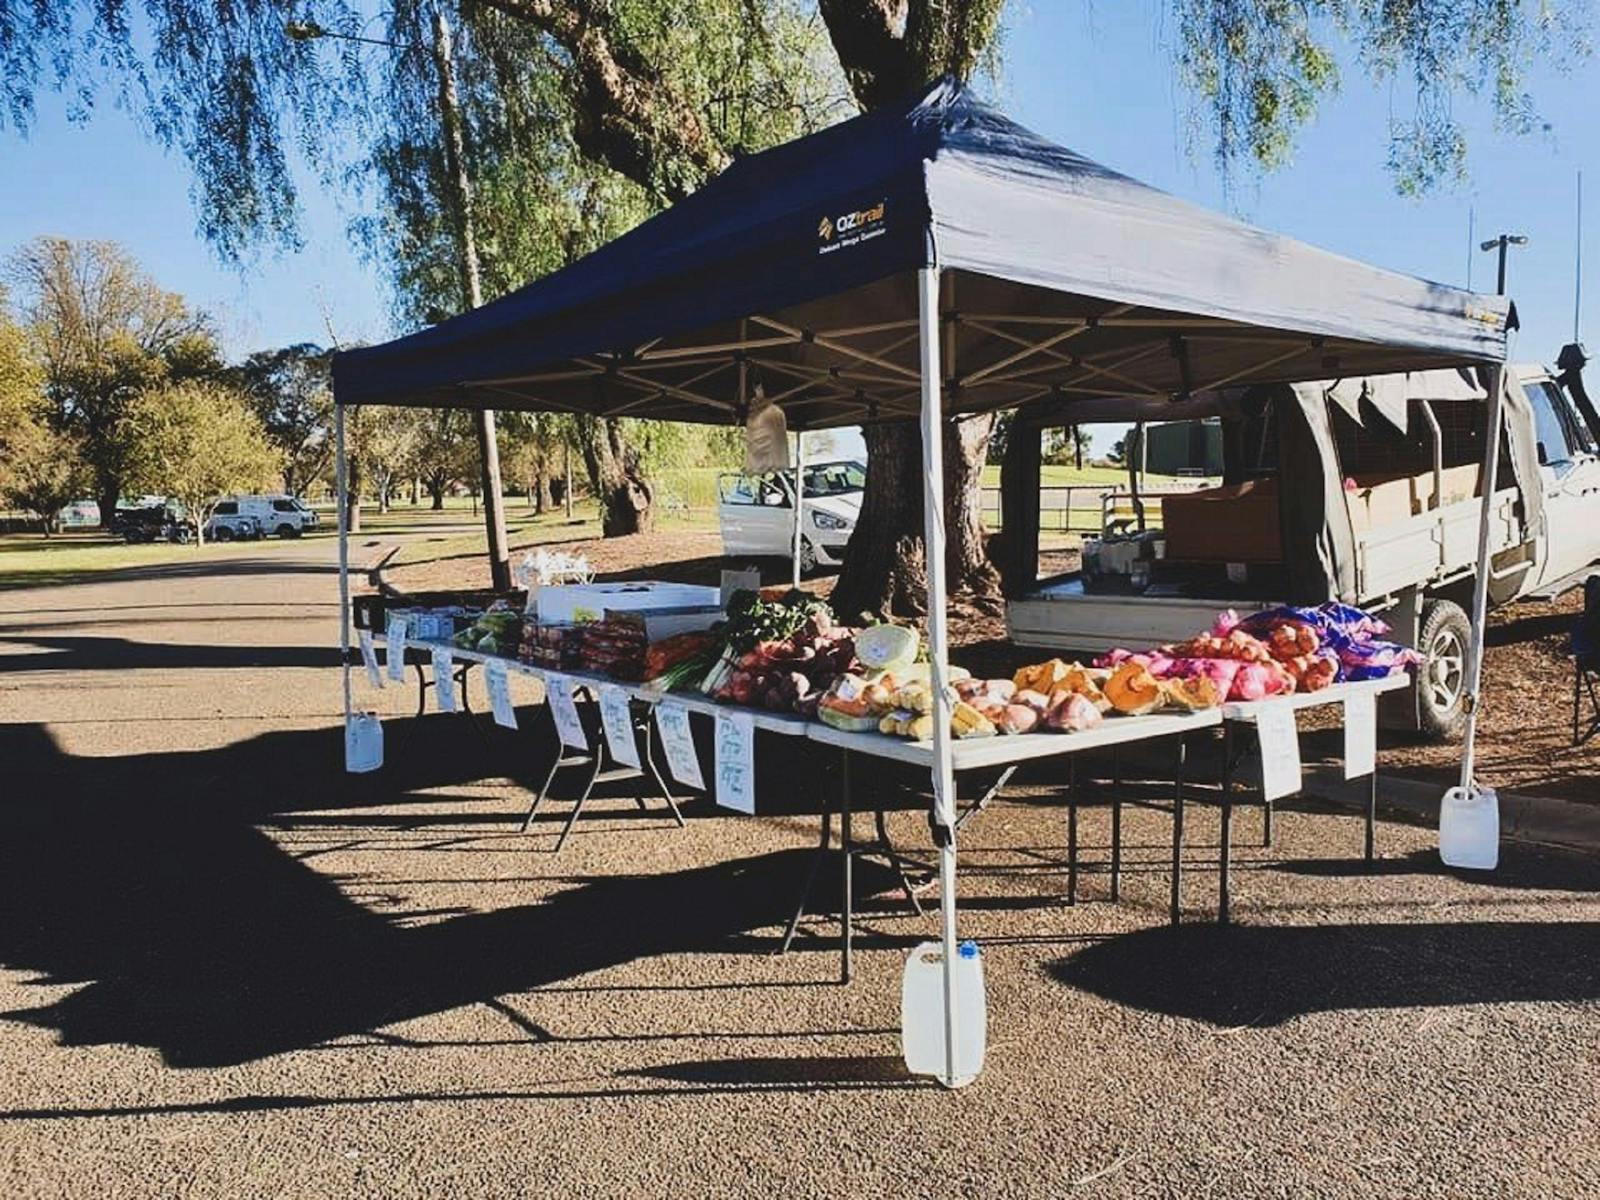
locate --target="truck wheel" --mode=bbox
[1417,598,1470,741]
[214,526,233,543]
[276,523,298,538]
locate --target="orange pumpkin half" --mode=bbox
[1161,675,1221,711]
[1104,662,1163,715]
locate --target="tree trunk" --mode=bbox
[96,479,119,530]
[828,413,1000,620]
[410,477,421,506]
[579,416,652,536]
[429,476,446,510]
[531,477,545,514]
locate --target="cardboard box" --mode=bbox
[535,581,720,624]
[1160,481,1282,563]
[1346,473,1414,533]
[1347,465,1482,532]
[1412,463,1480,511]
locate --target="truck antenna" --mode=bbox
[1576,170,1585,344]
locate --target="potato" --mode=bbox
[999,704,1039,734]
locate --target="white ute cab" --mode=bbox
[717,460,864,573]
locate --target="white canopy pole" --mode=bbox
[917,265,963,1087]
[791,429,806,589]
[1457,363,1507,791]
[336,402,353,730]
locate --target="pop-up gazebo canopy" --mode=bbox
[333,77,1512,1087]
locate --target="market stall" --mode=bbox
[332,78,1510,1088]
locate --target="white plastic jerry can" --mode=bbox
[1439,782,1499,870]
[901,939,986,1087]
[344,711,384,774]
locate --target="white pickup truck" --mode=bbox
[717,459,865,573]
[1000,348,1600,739]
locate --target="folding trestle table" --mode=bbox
[1215,673,1411,923]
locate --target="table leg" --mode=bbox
[1219,722,1234,925]
[780,806,833,955]
[1110,749,1122,902]
[1170,734,1186,926]
[840,751,853,985]
[1365,767,1377,868]
[1261,729,1275,848]
[1066,756,1079,906]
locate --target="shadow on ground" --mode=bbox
[0,711,900,1071]
[1052,917,1600,1028]
[2,697,1595,1080]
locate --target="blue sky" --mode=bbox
[0,2,1593,456]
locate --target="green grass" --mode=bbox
[0,531,309,590]
[382,500,717,571]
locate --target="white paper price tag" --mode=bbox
[431,647,457,713]
[1257,705,1302,801]
[598,684,641,769]
[358,629,383,688]
[714,710,756,814]
[654,702,704,790]
[485,659,517,729]
[385,614,408,681]
[1344,691,1377,779]
[545,673,587,750]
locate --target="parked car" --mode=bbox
[212,494,320,538]
[717,460,864,573]
[56,500,101,528]
[203,503,264,542]
[1001,350,1600,740]
[117,503,191,544]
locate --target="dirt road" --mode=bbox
[0,535,1596,1198]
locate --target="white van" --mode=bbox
[215,494,320,538]
[716,460,864,572]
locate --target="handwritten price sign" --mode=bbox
[598,684,641,769]
[714,710,755,814]
[654,702,704,789]
[358,629,383,688]
[485,659,517,729]
[385,614,408,682]
[431,647,457,713]
[545,673,587,750]
[1257,705,1302,801]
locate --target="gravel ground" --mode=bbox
[0,531,1596,1198]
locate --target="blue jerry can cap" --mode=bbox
[958,940,979,959]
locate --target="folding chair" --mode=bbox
[1573,575,1600,746]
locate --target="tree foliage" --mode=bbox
[1171,0,1589,193]
[229,343,335,496]
[125,380,281,544]
[6,238,217,519]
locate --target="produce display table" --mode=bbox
[810,708,1221,930]
[374,629,1411,944]
[1215,673,1411,923]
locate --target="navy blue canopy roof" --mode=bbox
[333,79,1510,428]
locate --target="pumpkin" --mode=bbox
[1012,658,1072,696]
[1105,662,1164,715]
[1161,675,1221,711]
